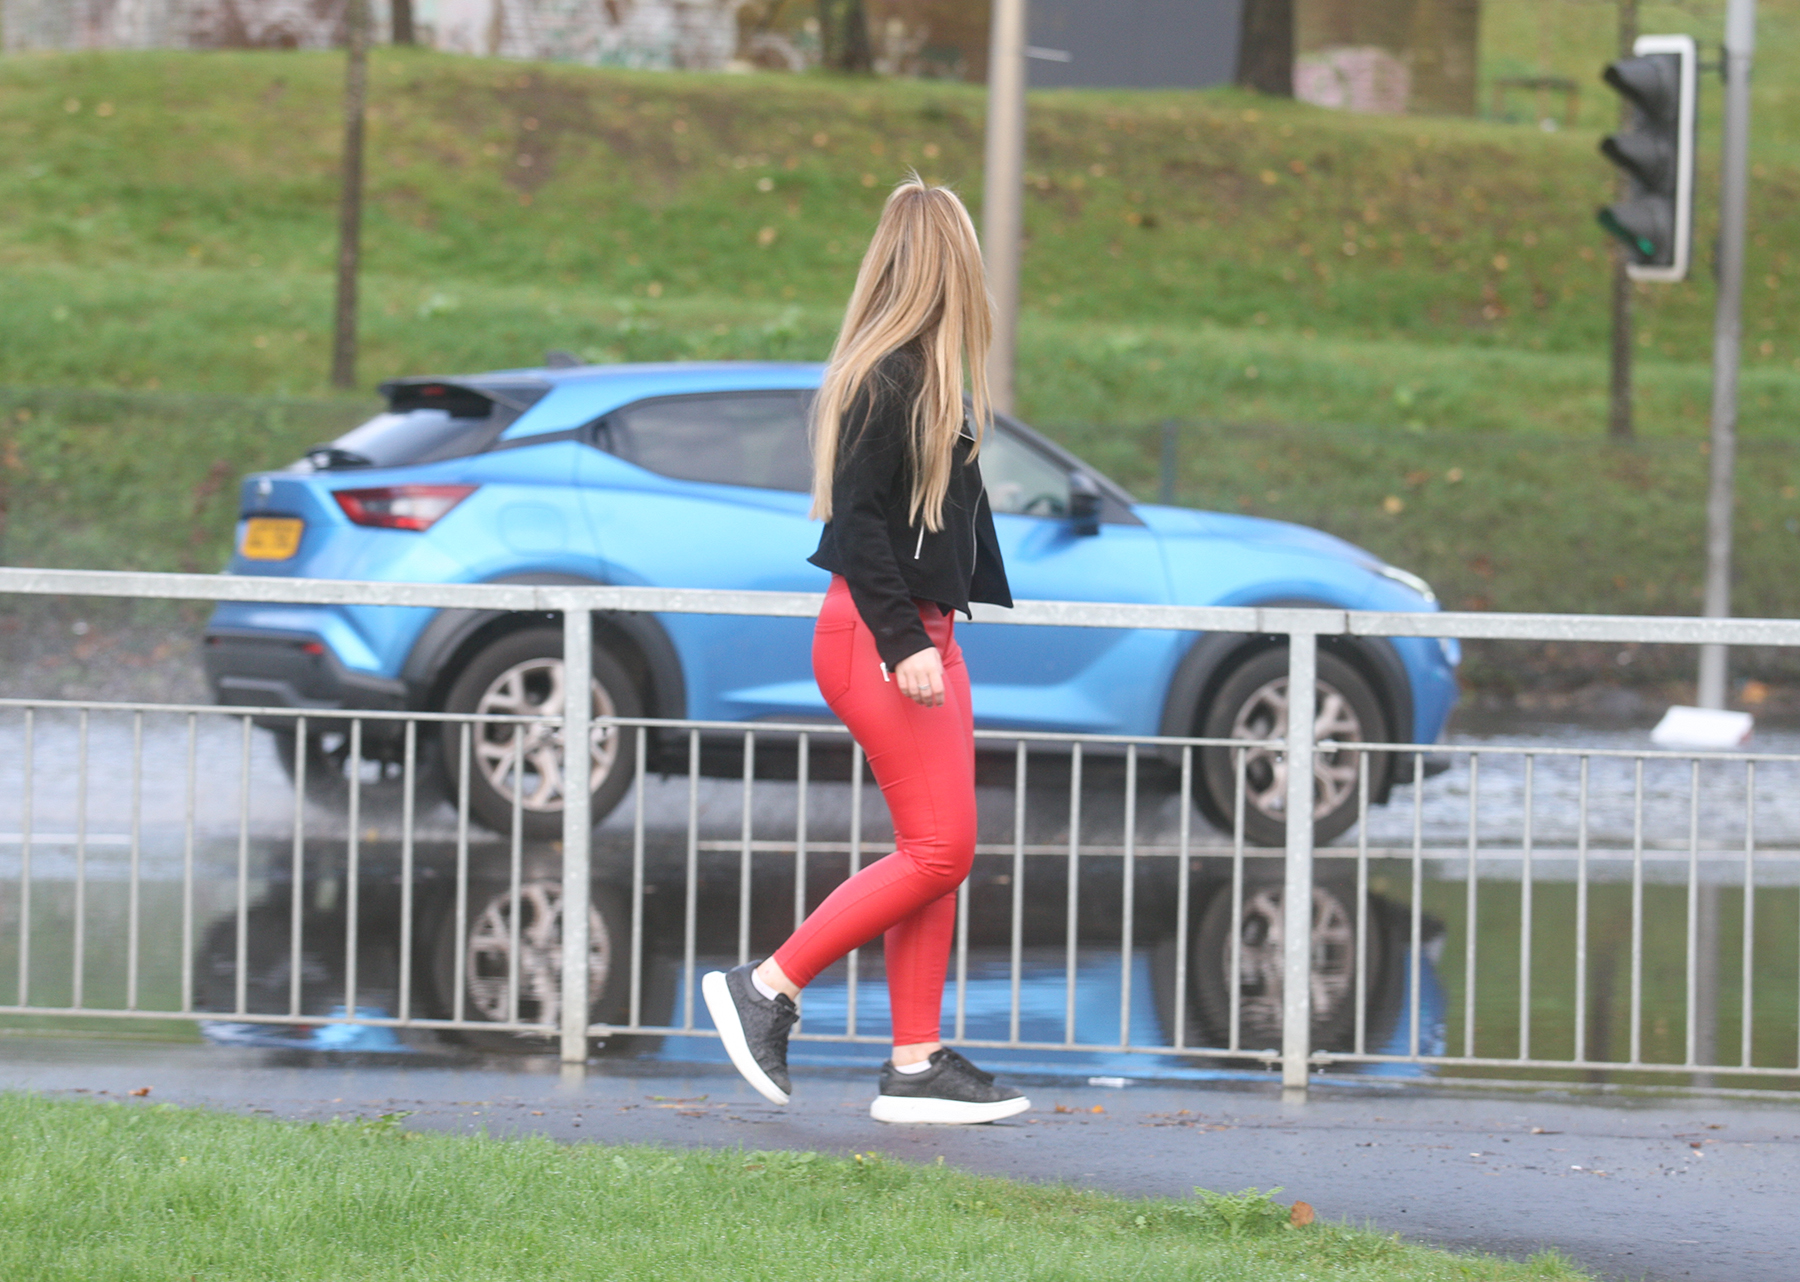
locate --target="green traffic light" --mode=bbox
[1596,208,1659,262]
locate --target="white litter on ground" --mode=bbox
[1650,706,1754,749]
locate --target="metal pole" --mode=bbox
[331,0,370,390]
[560,602,594,1066]
[1281,629,1317,1093]
[1697,0,1756,710]
[1607,0,1639,442]
[982,0,1027,416]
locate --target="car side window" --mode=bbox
[607,392,812,493]
[981,426,1069,518]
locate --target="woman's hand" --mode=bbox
[892,647,945,707]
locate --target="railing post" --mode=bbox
[1282,627,1317,1094]
[560,599,593,1067]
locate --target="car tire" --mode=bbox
[1197,648,1389,848]
[440,627,642,840]
[426,875,667,1056]
[1187,878,1377,1054]
[270,724,440,818]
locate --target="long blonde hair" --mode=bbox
[809,177,993,530]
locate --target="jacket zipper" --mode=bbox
[914,525,925,559]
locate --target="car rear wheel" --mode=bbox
[441,628,642,839]
[1198,648,1389,847]
[427,875,667,1055]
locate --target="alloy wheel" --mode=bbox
[470,656,619,813]
[464,879,609,1027]
[1222,884,1357,1039]
[1227,676,1366,821]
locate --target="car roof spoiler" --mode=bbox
[377,377,552,416]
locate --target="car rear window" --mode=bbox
[300,381,549,471]
[607,392,812,492]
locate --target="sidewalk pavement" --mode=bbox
[2,1035,1795,1282]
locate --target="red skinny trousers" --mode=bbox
[770,575,976,1047]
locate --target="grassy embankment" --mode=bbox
[4,21,1800,683]
[0,1093,1589,1281]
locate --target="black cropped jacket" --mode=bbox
[807,349,1013,668]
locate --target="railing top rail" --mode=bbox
[5,565,1799,647]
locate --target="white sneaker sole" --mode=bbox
[701,970,789,1105]
[869,1094,1031,1125]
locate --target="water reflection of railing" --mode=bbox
[2,566,1798,1094]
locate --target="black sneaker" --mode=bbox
[870,1048,1030,1124]
[701,963,797,1105]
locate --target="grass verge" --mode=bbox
[0,1093,1587,1282]
[4,46,1800,420]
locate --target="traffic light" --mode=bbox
[1597,34,1697,282]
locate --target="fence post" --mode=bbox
[1281,627,1317,1093]
[560,599,594,1067]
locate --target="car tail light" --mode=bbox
[333,484,476,531]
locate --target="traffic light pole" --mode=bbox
[1696,0,1755,712]
[983,0,1027,417]
[1607,1,1638,441]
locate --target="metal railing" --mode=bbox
[3,565,1799,1095]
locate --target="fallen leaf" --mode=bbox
[129,1087,151,1097]
[1290,1200,1315,1227]
[1054,1104,1076,1114]
[1089,1105,1105,1114]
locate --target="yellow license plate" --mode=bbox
[240,517,304,561]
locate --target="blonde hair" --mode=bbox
[809,176,993,529]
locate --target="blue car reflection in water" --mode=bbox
[186,838,1448,1080]
[663,938,1449,1083]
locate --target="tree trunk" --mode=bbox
[391,0,415,45]
[332,0,370,391]
[1236,0,1294,97]
[818,0,872,72]
[1407,0,1480,115]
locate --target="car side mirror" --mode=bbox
[1068,472,1102,537]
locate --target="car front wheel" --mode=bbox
[441,627,642,839]
[1189,879,1376,1053]
[1198,648,1389,847]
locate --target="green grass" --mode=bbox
[7,31,1800,662]
[4,38,1800,422]
[0,1093,1589,1281]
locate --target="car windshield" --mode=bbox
[982,427,1069,517]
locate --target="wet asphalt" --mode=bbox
[3,1035,1794,1282]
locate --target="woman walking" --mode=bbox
[702,178,1027,1125]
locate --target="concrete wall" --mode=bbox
[1025,0,1243,90]
[0,0,747,68]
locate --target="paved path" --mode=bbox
[3,1036,1795,1282]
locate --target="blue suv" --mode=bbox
[204,361,1458,846]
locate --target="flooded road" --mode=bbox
[2,706,1798,1083]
